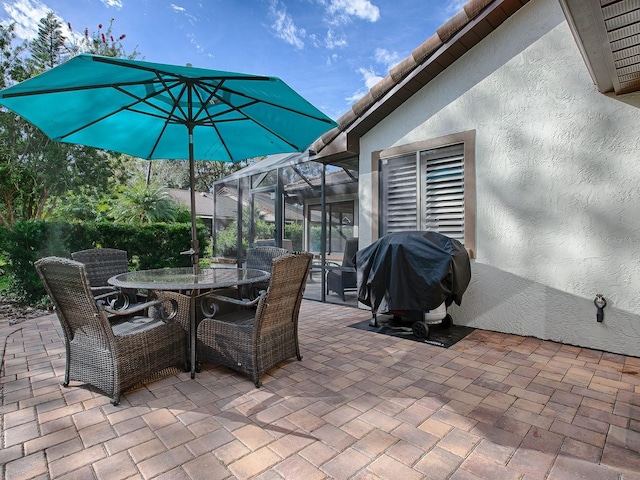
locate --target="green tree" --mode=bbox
[110,180,180,225]
[0,14,138,228]
[28,11,68,71]
[68,18,139,59]
[149,158,255,192]
[0,23,28,89]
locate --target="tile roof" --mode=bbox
[165,188,213,218]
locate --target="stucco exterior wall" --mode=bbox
[358,0,640,356]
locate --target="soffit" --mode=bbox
[561,0,640,95]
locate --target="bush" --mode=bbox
[284,223,303,251]
[0,220,209,304]
[214,221,304,256]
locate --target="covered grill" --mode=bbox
[356,231,471,338]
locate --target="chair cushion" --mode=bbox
[111,316,167,336]
[211,309,255,325]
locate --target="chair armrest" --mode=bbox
[90,285,119,295]
[206,292,264,308]
[94,291,120,302]
[99,298,162,316]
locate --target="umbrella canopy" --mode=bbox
[0,53,338,270]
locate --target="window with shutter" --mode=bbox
[422,144,465,243]
[379,132,474,256]
[381,154,418,233]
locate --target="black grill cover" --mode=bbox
[356,231,471,314]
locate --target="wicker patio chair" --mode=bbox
[241,246,289,300]
[197,252,313,387]
[35,256,187,405]
[71,248,137,309]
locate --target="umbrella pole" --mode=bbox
[188,127,199,276]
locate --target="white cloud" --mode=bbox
[268,0,305,49]
[324,28,346,49]
[325,0,380,25]
[170,3,198,26]
[101,0,123,9]
[186,32,212,59]
[374,48,400,70]
[326,52,339,65]
[345,86,368,104]
[359,66,383,89]
[1,0,84,47]
[346,61,386,104]
[308,32,322,48]
[1,0,49,40]
[444,0,466,14]
[346,65,383,103]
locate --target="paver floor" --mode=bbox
[1,300,640,479]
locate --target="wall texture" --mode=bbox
[358,0,640,356]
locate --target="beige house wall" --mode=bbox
[357,0,640,357]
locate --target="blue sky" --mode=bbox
[1,0,464,121]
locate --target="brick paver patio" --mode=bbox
[1,300,640,479]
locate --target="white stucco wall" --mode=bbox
[358,0,640,356]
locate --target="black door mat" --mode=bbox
[349,315,475,348]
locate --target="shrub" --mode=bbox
[0,220,209,304]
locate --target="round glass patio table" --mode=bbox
[108,266,270,291]
[109,267,270,378]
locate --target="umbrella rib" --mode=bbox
[210,122,234,160]
[144,76,188,158]
[114,79,189,124]
[240,117,302,150]
[194,90,303,150]
[186,83,234,158]
[188,80,308,150]
[53,80,187,142]
[195,80,335,150]
[207,82,335,124]
[1,78,168,98]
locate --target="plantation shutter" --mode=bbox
[421,144,465,243]
[380,154,418,233]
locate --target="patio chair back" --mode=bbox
[254,251,312,341]
[71,248,139,307]
[37,256,113,346]
[242,246,289,299]
[197,252,313,387]
[35,256,187,405]
[71,248,129,292]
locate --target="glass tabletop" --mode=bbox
[108,266,270,290]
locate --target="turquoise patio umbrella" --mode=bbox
[0,53,338,271]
